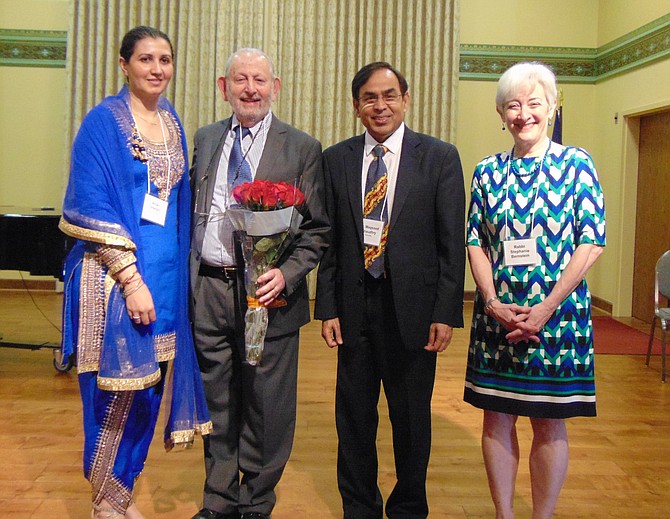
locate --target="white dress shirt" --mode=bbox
[201,111,273,267]
[361,122,405,216]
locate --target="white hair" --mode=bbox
[224,47,276,78]
[496,62,558,111]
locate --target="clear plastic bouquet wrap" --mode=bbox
[227,180,304,365]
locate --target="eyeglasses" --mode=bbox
[357,92,404,108]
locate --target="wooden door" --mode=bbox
[632,110,670,322]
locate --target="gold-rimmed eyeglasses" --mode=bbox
[357,92,404,109]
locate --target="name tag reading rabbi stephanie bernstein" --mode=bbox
[503,237,539,267]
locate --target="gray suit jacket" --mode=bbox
[190,114,329,337]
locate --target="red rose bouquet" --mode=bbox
[228,179,305,365]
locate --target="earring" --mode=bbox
[501,122,506,131]
[548,118,553,127]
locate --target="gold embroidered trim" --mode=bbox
[198,421,214,436]
[77,253,107,373]
[104,272,115,306]
[98,368,161,391]
[97,245,136,275]
[154,332,176,362]
[164,421,214,451]
[143,109,185,201]
[90,391,134,514]
[59,218,136,250]
[167,430,195,448]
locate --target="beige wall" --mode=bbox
[0,0,68,209]
[2,0,670,315]
[461,0,599,47]
[597,0,670,45]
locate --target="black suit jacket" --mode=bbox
[190,115,329,338]
[315,127,465,349]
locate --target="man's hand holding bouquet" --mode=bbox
[227,179,305,365]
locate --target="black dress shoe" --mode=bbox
[240,513,270,519]
[191,509,241,519]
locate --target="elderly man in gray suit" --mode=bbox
[189,48,329,519]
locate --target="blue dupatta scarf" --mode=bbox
[60,85,211,447]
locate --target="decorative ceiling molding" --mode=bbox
[0,29,66,68]
[460,12,670,83]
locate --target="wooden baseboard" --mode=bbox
[591,294,612,314]
[0,279,57,291]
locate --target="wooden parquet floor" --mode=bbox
[0,289,668,518]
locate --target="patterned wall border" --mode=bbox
[0,29,66,68]
[461,12,670,83]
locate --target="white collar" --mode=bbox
[231,111,273,138]
[364,122,405,156]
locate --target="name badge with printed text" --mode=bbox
[141,193,168,226]
[503,237,539,267]
[363,218,384,246]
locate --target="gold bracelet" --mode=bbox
[120,270,141,288]
[122,279,145,299]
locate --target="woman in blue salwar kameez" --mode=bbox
[59,26,211,519]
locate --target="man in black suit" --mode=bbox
[190,48,329,519]
[315,62,465,519]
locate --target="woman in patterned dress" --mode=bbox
[464,62,605,519]
[60,26,211,518]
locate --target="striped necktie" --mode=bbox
[363,144,388,278]
[228,125,252,188]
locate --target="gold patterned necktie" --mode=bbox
[363,144,388,278]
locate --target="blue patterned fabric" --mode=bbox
[464,141,606,418]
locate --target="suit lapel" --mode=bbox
[203,118,230,213]
[256,115,288,182]
[389,128,421,231]
[345,136,365,245]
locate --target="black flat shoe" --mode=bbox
[191,509,241,519]
[240,513,270,519]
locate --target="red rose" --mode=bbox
[248,183,265,206]
[262,186,279,207]
[294,188,305,207]
[275,182,295,207]
[232,183,251,205]
[232,180,305,210]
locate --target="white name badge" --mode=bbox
[363,218,384,246]
[503,237,539,267]
[141,193,168,226]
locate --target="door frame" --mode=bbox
[618,100,670,316]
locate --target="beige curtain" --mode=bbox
[65,0,460,297]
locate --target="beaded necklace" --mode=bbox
[503,139,551,240]
[510,140,551,178]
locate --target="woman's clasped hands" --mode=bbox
[486,300,555,344]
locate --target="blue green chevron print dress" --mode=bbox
[464,141,606,419]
